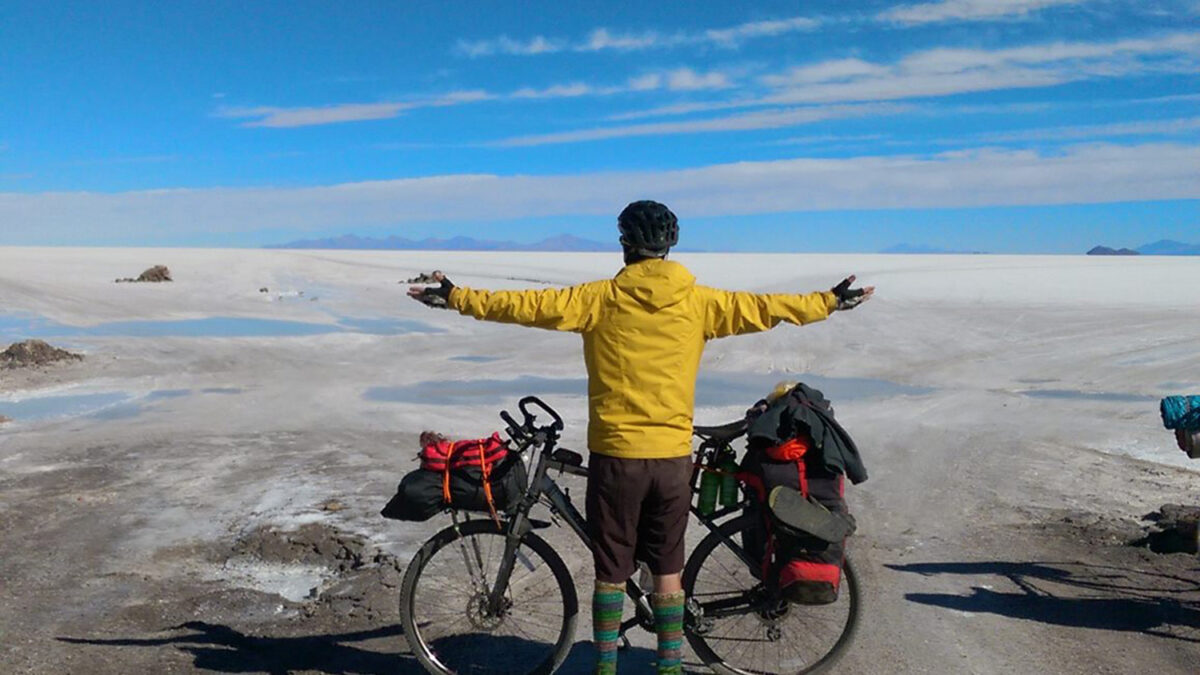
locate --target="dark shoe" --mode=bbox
[768,486,855,543]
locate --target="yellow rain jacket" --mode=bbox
[449,259,836,459]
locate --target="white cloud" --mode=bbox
[492,104,908,147]
[509,82,595,100]
[611,33,1200,122]
[665,68,733,91]
[6,143,1195,242]
[704,17,820,46]
[756,31,1200,105]
[218,68,735,128]
[217,102,412,128]
[577,28,668,52]
[879,0,1087,25]
[455,34,564,57]
[460,15,819,58]
[979,116,1200,142]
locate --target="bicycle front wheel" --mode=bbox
[683,515,860,675]
[399,519,578,675]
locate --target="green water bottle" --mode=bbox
[718,450,740,507]
[698,461,721,515]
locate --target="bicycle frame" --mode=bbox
[472,396,765,637]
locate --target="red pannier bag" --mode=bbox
[740,434,851,605]
[382,432,524,524]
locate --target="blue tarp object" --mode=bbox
[1160,395,1200,430]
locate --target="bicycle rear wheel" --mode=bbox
[399,518,578,674]
[683,515,860,675]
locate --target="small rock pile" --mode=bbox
[1134,504,1200,554]
[116,265,172,283]
[1,339,83,369]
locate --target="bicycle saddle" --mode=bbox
[693,419,747,443]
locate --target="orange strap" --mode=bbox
[441,440,502,526]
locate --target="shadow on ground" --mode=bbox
[60,622,413,674]
[59,622,662,673]
[887,561,1200,642]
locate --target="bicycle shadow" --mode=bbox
[58,621,418,674]
[58,622,663,673]
[886,561,1200,642]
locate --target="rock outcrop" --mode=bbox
[1,339,83,368]
[116,265,172,283]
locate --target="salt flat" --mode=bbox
[2,247,1199,673]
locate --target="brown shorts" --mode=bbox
[585,454,693,583]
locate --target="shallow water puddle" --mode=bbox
[450,355,504,363]
[0,313,440,339]
[366,372,933,407]
[1019,389,1159,403]
[0,388,202,423]
[0,392,133,422]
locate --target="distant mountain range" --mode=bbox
[266,233,620,252]
[1086,246,1140,256]
[1087,239,1200,256]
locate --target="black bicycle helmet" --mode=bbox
[618,200,678,257]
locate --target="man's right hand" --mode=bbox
[830,275,874,311]
[408,271,455,309]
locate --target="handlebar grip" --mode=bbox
[500,410,526,438]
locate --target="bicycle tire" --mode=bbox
[682,515,861,675]
[399,519,578,674]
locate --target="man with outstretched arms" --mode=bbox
[409,200,873,675]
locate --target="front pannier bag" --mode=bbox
[381,431,527,523]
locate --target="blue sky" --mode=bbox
[1,0,1197,252]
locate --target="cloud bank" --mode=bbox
[3,143,1196,242]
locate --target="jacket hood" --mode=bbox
[614,258,695,310]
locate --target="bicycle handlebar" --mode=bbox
[519,395,564,432]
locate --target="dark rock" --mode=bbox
[1,339,83,369]
[116,265,172,283]
[1131,504,1200,554]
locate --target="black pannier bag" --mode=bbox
[381,454,527,522]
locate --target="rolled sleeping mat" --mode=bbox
[1160,395,1200,430]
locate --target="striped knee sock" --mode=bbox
[593,581,625,675]
[652,591,685,675]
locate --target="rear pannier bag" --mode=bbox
[381,454,527,522]
[740,434,852,605]
[381,431,527,522]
